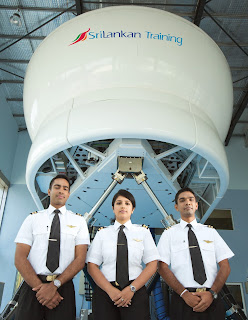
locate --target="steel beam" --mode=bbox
[0,34,45,40]
[79,144,106,160]
[84,179,118,223]
[171,152,197,182]
[0,5,76,54]
[0,59,29,64]
[63,149,86,180]
[13,114,24,117]
[7,98,23,101]
[140,180,176,227]
[75,0,83,15]
[0,5,76,12]
[155,146,183,161]
[193,0,206,26]
[0,80,23,84]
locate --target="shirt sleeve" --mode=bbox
[157,229,171,265]
[75,217,90,246]
[142,228,160,264]
[213,229,234,263]
[86,230,103,266]
[14,215,34,246]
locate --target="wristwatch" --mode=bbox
[129,284,136,293]
[209,289,218,299]
[53,279,61,289]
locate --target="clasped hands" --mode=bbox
[183,291,213,312]
[108,286,134,308]
[33,283,63,310]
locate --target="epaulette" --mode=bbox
[207,225,214,228]
[165,226,171,230]
[75,213,82,217]
[98,226,105,231]
[30,211,38,215]
[142,224,149,229]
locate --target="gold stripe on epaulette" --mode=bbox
[207,225,214,228]
[30,211,38,215]
[76,213,82,217]
[142,224,149,229]
[98,227,105,231]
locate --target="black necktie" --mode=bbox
[187,224,207,285]
[46,209,61,273]
[116,225,129,289]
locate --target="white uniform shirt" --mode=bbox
[157,219,234,288]
[15,205,90,275]
[86,220,160,282]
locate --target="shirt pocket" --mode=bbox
[200,241,215,265]
[32,225,49,249]
[129,240,144,265]
[61,226,78,251]
[171,241,188,268]
[102,241,117,264]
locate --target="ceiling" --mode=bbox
[0,0,248,145]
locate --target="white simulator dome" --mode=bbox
[24,6,233,227]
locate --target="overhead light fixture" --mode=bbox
[10,12,22,27]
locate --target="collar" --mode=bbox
[114,219,132,231]
[48,204,66,215]
[180,218,198,230]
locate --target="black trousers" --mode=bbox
[170,291,226,320]
[92,284,150,320]
[15,280,76,320]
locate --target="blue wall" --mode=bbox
[216,189,248,313]
[0,86,18,182]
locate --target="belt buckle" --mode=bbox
[196,288,206,292]
[46,275,57,281]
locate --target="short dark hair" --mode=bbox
[175,187,196,204]
[112,189,136,208]
[49,174,70,190]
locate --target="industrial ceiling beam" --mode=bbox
[75,0,83,15]
[0,59,29,64]
[204,8,248,58]
[6,98,23,102]
[0,80,23,84]
[0,4,76,54]
[13,114,24,117]
[0,34,45,40]
[225,89,248,146]
[0,5,76,12]
[193,0,206,26]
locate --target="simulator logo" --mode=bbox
[70,28,183,46]
[69,28,90,46]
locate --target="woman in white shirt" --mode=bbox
[86,189,159,320]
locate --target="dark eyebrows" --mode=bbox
[53,183,69,190]
[179,196,195,201]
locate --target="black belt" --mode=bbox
[110,280,133,289]
[38,274,60,282]
[186,287,210,292]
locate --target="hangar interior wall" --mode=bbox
[0,129,247,316]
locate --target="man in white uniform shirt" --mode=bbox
[157,187,234,320]
[14,174,90,320]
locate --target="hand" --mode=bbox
[33,283,57,305]
[106,286,122,303]
[44,291,64,310]
[114,286,134,308]
[182,291,201,308]
[192,291,213,312]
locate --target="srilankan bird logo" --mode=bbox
[69,28,90,46]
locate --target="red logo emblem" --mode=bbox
[69,28,90,46]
